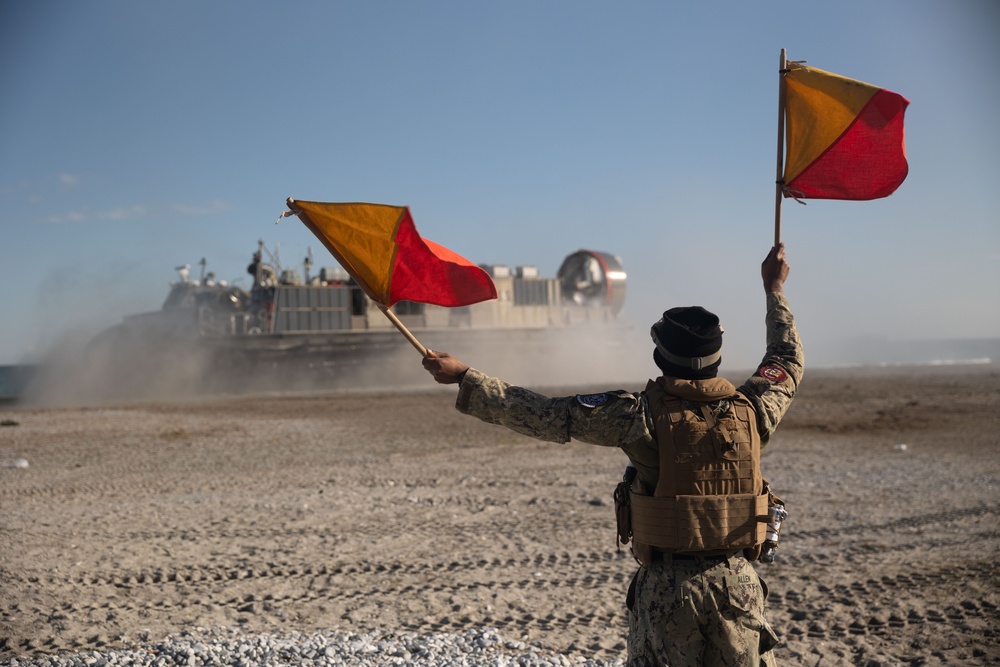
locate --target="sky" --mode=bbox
[1,1,998,371]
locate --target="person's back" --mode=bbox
[423,244,803,666]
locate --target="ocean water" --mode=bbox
[0,364,38,400]
[818,336,1000,369]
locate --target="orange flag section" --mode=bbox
[289,200,497,308]
[783,64,909,200]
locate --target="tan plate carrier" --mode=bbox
[628,378,770,558]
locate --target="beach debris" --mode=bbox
[894,443,909,452]
[1,418,19,427]
[1,457,29,468]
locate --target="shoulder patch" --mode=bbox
[576,393,610,409]
[758,365,788,383]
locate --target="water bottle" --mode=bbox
[759,504,788,564]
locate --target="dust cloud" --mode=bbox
[430,323,654,392]
[18,321,658,408]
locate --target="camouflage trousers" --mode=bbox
[626,554,778,667]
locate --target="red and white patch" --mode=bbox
[758,365,788,383]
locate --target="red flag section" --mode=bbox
[391,211,499,307]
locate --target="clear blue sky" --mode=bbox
[1,1,998,368]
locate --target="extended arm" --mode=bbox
[738,244,805,441]
[423,353,649,448]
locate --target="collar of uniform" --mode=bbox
[656,376,736,401]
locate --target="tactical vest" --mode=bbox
[626,376,770,558]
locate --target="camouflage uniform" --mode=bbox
[628,554,776,666]
[453,292,803,666]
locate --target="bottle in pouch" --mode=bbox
[759,504,788,564]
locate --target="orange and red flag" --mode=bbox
[782,63,909,200]
[287,200,497,308]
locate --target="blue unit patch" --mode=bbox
[576,393,609,409]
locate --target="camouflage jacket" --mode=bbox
[454,292,803,485]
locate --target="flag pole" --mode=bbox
[285,199,430,358]
[378,305,429,357]
[773,48,787,248]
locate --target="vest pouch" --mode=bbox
[712,418,750,461]
[614,480,633,548]
[673,493,767,551]
[745,482,782,561]
[630,492,769,552]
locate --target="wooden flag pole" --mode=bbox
[773,48,788,248]
[378,305,430,357]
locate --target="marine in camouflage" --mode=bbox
[451,291,803,666]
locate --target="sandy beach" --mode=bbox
[1,363,998,665]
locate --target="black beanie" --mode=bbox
[650,306,723,379]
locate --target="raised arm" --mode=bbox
[738,244,804,443]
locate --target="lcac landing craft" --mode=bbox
[83,244,628,397]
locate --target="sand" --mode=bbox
[1,364,998,665]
